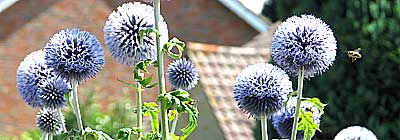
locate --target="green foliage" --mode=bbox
[297,98,326,140]
[262,0,400,139]
[18,88,136,139]
[117,127,142,140]
[158,89,199,139]
[65,90,135,138]
[163,37,186,60]
[143,102,160,134]
[298,110,319,140]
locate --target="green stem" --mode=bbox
[136,82,143,138]
[57,108,67,133]
[170,113,179,134]
[290,67,305,140]
[261,115,268,140]
[42,132,48,140]
[71,78,84,134]
[48,134,53,140]
[153,0,169,139]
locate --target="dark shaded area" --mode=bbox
[260,0,400,140]
[0,0,58,42]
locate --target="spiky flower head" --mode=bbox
[44,28,104,82]
[16,50,56,108]
[38,78,71,109]
[104,2,169,65]
[167,59,199,90]
[36,109,63,135]
[272,98,322,140]
[334,126,378,140]
[233,63,292,118]
[272,14,337,78]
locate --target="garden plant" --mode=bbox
[14,0,384,140]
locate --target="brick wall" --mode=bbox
[0,0,258,136]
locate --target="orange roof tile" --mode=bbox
[188,41,270,140]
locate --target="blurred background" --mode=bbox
[0,0,399,140]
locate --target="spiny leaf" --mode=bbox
[161,89,199,139]
[297,110,319,140]
[163,37,185,60]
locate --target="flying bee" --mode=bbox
[347,48,362,62]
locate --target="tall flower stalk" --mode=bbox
[272,14,336,140]
[261,116,268,140]
[233,63,293,140]
[136,81,143,137]
[71,78,83,132]
[290,67,304,140]
[44,28,105,134]
[153,0,169,139]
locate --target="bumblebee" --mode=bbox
[347,48,362,62]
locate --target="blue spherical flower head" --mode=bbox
[272,14,337,78]
[16,50,56,108]
[334,126,378,140]
[45,28,104,82]
[38,78,71,109]
[167,59,199,90]
[104,2,169,65]
[272,98,322,140]
[233,63,293,119]
[36,109,63,135]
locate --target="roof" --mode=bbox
[0,0,268,33]
[0,0,18,13]
[218,0,268,32]
[242,21,280,49]
[187,42,270,140]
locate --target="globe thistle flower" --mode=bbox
[16,50,56,108]
[272,14,337,78]
[36,109,63,135]
[38,78,71,109]
[272,98,322,140]
[334,126,378,140]
[167,59,199,90]
[104,2,169,65]
[44,28,104,82]
[233,63,292,118]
